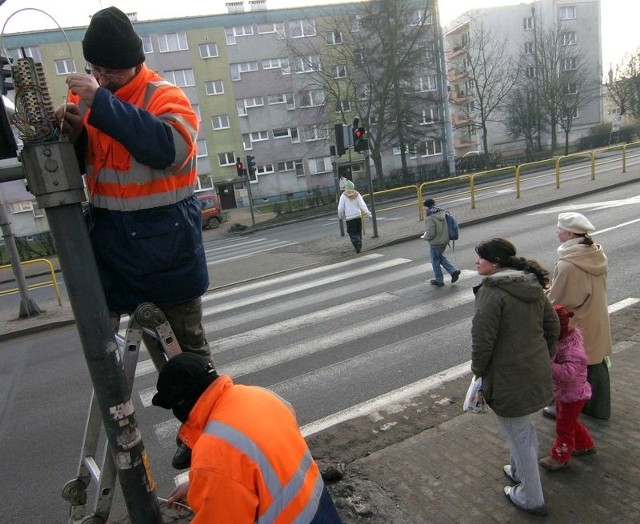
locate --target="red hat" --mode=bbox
[554,304,574,339]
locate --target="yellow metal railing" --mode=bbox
[357,144,639,223]
[0,258,62,306]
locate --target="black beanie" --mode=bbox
[83,7,145,69]
[152,353,218,410]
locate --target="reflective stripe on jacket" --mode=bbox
[180,375,326,524]
[71,64,199,211]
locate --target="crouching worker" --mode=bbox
[153,353,343,523]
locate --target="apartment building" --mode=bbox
[445,0,602,158]
[2,0,444,229]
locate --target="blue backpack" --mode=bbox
[445,211,459,244]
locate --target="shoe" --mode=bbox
[430,279,445,287]
[542,406,556,420]
[451,270,461,283]
[573,447,597,456]
[503,465,518,484]
[503,486,548,517]
[538,455,568,471]
[172,442,192,470]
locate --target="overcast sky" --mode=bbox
[0,0,637,68]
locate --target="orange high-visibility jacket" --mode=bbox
[179,375,326,523]
[70,64,199,211]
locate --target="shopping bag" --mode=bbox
[463,376,488,414]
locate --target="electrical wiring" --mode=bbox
[1,8,75,144]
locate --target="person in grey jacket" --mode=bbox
[423,199,460,286]
[471,238,559,517]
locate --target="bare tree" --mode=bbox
[286,0,442,185]
[454,20,519,155]
[529,24,598,154]
[606,49,640,119]
[505,86,539,160]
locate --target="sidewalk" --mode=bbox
[3,162,640,524]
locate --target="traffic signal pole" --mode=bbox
[21,142,162,523]
[363,149,378,238]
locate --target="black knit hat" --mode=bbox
[82,7,145,69]
[152,353,218,410]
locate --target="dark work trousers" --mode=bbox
[346,217,363,252]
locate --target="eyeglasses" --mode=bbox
[85,63,130,82]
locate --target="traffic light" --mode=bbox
[334,123,352,157]
[246,154,256,177]
[236,157,244,176]
[353,126,368,152]
[1,55,13,96]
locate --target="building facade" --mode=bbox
[445,0,602,158]
[2,0,446,232]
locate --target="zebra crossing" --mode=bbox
[125,252,639,486]
[203,235,299,265]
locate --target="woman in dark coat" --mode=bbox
[471,238,559,517]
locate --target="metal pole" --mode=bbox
[364,149,378,238]
[245,175,256,227]
[21,142,161,524]
[331,149,345,237]
[0,190,42,317]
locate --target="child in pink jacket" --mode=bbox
[539,305,596,470]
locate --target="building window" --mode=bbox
[164,69,195,87]
[424,140,442,156]
[524,42,534,55]
[141,36,153,54]
[335,100,351,113]
[350,15,363,32]
[262,58,290,74]
[218,152,235,166]
[258,22,285,36]
[410,9,432,26]
[230,61,259,81]
[330,64,347,79]
[256,164,274,175]
[54,59,76,75]
[7,46,41,62]
[10,200,34,213]
[420,106,439,124]
[294,55,321,74]
[326,31,343,45]
[199,43,219,58]
[417,75,437,92]
[425,41,436,60]
[561,32,577,46]
[158,32,189,52]
[559,6,577,20]
[197,174,214,190]
[250,131,269,142]
[308,156,332,174]
[211,115,230,130]
[205,80,224,95]
[289,19,316,38]
[562,57,577,71]
[225,25,254,45]
[300,89,325,107]
[526,66,536,78]
[303,125,329,141]
[272,127,299,142]
[523,17,534,31]
[192,104,201,121]
[196,139,208,157]
[353,50,365,65]
[564,82,578,95]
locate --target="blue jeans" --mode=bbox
[430,245,458,283]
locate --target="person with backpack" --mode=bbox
[423,198,461,286]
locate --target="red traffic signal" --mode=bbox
[353,126,368,152]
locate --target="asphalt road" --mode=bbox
[1,180,639,522]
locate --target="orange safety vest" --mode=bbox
[70,64,199,211]
[179,375,325,523]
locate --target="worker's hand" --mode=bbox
[167,481,189,508]
[66,73,100,108]
[55,102,83,143]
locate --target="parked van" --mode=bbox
[197,193,223,229]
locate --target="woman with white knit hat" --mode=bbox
[545,212,612,420]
